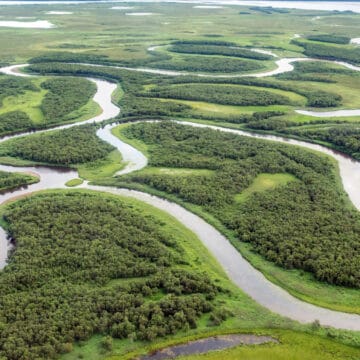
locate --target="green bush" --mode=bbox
[120,122,360,288]
[0,124,114,165]
[0,191,220,359]
[40,77,96,122]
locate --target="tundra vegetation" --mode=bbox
[0,191,226,359]
[0,2,359,359]
[0,76,98,136]
[0,170,38,191]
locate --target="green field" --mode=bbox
[235,173,297,203]
[65,178,84,187]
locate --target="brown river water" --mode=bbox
[0,61,360,331]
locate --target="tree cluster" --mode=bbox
[0,111,33,136]
[0,124,114,165]
[284,124,360,161]
[40,77,96,123]
[119,122,360,288]
[0,191,220,359]
[0,170,38,192]
[149,55,263,73]
[307,34,351,45]
[147,84,291,106]
[292,39,360,65]
[169,44,271,60]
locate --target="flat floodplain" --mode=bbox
[0,1,359,360]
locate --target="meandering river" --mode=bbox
[1,60,360,330]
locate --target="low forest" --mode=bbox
[0,191,222,359]
[0,125,114,165]
[116,122,360,288]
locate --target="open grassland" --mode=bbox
[77,150,124,181]
[0,3,359,64]
[234,173,297,203]
[0,77,46,123]
[65,178,84,187]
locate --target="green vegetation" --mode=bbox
[0,76,99,136]
[114,122,360,289]
[65,178,84,187]
[148,55,264,73]
[40,77,97,123]
[122,97,191,118]
[234,173,297,203]
[1,3,360,358]
[0,111,34,135]
[174,330,360,360]
[0,190,265,359]
[169,42,272,60]
[147,84,292,106]
[0,77,38,105]
[152,75,342,108]
[283,125,360,161]
[0,170,38,192]
[293,39,360,65]
[0,125,114,165]
[307,34,351,45]
[77,150,124,181]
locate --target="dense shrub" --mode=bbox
[292,39,360,65]
[0,111,33,135]
[147,84,291,106]
[0,170,38,191]
[40,77,96,122]
[0,124,114,165]
[0,191,220,358]
[148,56,263,73]
[119,122,360,288]
[307,34,351,45]
[284,125,360,160]
[169,43,271,60]
[121,96,191,117]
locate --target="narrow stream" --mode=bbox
[0,61,360,330]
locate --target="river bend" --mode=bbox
[0,63,360,330]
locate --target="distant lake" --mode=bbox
[0,0,360,14]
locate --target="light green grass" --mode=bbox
[111,123,150,157]
[0,77,101,127]
[77,150,124,181]
[0,156,40,167]
[174,330,360,360]
[65,178,84,187]
[235,173,297,203]
[158,98,292,116]
[111,84,124,103]
[61,99,102,124]
[0,78,46,123]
